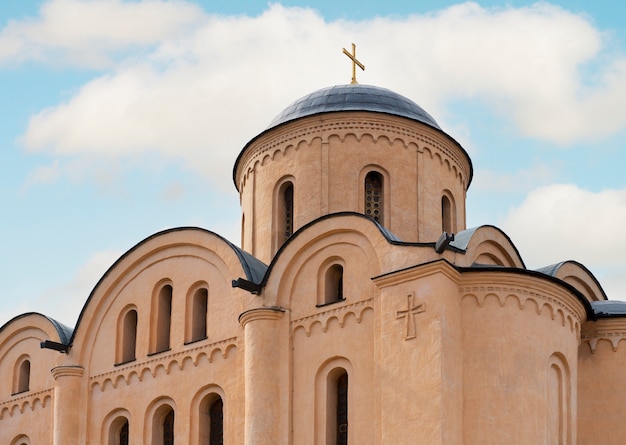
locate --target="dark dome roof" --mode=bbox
[267,84,441,130]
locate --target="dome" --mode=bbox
[267,84,441,130]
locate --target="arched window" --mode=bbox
[283,182,294,240]
[117,309,138,364]
[441,194,453,234]
[163,409,174,445]
[197,392,225,444]
[152,284,173,354]
[209,398,224,445]
[108,417,129,445]
[188,287,208,343]
[365,171,384,224]
[119,421,129,445]
[13,357,30,394]
[336,372,349,445]
[273,179,295,253]
[325,264,344,304]
[325,368,349,445]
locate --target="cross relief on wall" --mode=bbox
[395,292,425,340]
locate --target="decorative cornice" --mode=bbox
[460,284,583,335]
[89,337,237,392]
[291,298,373,337]
[238,306,285,327]
[373,260,460,288]
[581,318,626,353]
[51,365,84,380]
[0,388,53,419]
[236,115,470,190]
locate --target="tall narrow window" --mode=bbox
[190,287,208,343]
[119,309,138,363]
[336,373,348,445]
[365,172,384,224]
[274,179,295,253]
[326,368,349,445]
[13,357,30,394]
[153,284,173,353]
[324,264,344,304]
[119,420,129,445]
[163,409,175,445]
[209,397,224,445]
[442,195,452,233]
[199,394,224,444]
[283,182,294,240]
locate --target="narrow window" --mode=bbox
[274,179,295,253]
[325,265,344,304]
[365,172,384,224]
[336,373,348,445]
[120,310,138,363]
[190,288,208,342]
[326,368,349,445]
[209,397,224,445]
[442,195,452,233]
[119,420,129,445]
[13,358,30,394]
[283,182,294,240]
[153,285,173,353]
[163,409,175,445]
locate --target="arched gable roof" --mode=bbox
[535,261,607,302]
[258,212,401,308]
[0,312,73,345]
[69,227,267,346]
[450,225,525,268]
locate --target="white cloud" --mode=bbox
[0,0,205,68]
[14,1,626,190]
[473,162,559,194]
[502,184,626,299]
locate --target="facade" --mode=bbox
[1,83,626,445]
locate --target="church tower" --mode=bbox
[234,83,473,263]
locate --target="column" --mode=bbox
[51,365,85,445]
[239,307,288,445]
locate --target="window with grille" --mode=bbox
[365,172,383,224]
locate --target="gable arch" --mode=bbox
[452,225,525,268]
[262,213,391,310]
[536,261,607,302]
[69,228,267,368]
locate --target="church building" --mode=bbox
[2,56,626,444]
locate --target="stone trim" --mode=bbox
[0,388,53,419]
[581,319,626,353]
[291,298,373,336]
[89,337,237,391]
[237,115,470,190]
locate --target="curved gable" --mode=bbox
[69,227,266,368]
[0,313,68,403]
[536,261,607,302]
[452,225,525,268]
[261,213,394,311]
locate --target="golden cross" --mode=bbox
[342,43,365,84]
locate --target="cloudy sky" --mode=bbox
[2,0,626,328]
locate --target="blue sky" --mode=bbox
[2,0,626,327]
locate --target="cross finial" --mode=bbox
[342,43,365,84]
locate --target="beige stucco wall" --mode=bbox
[578,319,626,445]
[236,112,470,263]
